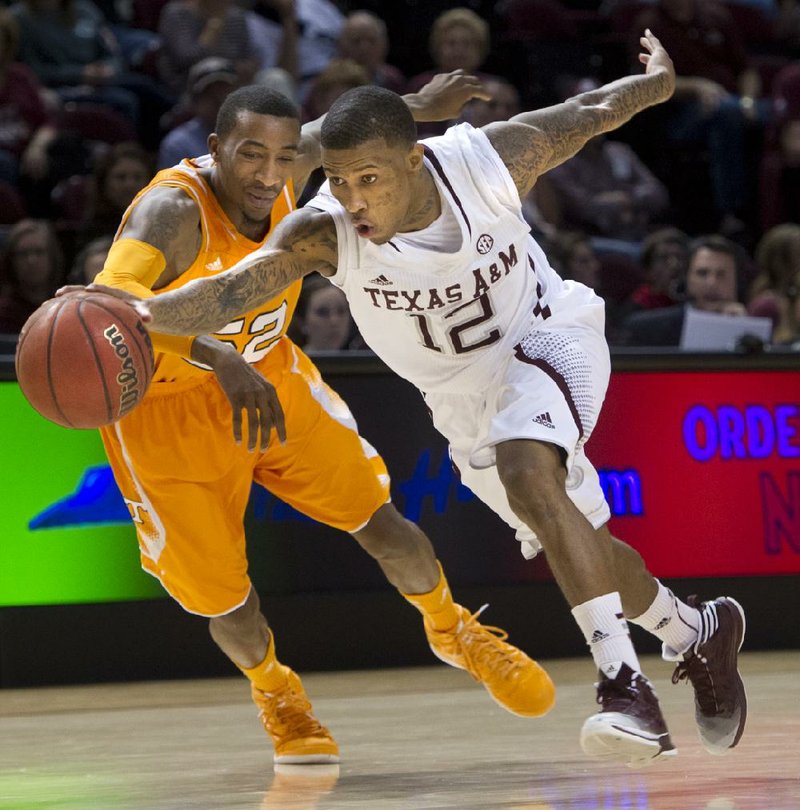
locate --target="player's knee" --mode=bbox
[498,459,567,526]
[354,504,420,561]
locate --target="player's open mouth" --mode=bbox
[354,223,375,238]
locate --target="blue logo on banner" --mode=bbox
[29,452,644,529]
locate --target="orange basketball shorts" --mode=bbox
[100,338,390,616]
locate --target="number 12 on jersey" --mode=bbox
[410,292,501,355]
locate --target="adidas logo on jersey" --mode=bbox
[205,257,224,271]
[532,411,555,429]
[368,274,393,286]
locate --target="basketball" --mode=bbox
[15,292,154,429]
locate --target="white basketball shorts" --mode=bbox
[425,291,612,559]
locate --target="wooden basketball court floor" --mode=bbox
[1,651,798,810]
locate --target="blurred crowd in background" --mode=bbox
[1,0,799,352]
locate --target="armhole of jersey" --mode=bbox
[305,201,349,288]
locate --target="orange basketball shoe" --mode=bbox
[424,604,556,717]
[251,666,340,764]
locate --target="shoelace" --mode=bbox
[454,605,522,682]
[671,597,721,711]
[254,685,328,742]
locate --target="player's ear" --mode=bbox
[407,143,425,173]
[208,133,220,162]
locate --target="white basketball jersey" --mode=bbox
[309,123,597,394]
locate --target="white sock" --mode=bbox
[630,582,701,659]
[572,592,641,678]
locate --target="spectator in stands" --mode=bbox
[67,234,112,284]
[158,57,238,168]
[158,0,260,95]
[11,0,173,148]
[748,223,800,344]
[302,58,370,123]
[407,7,493,135]
[549,231,600,289]
[542,79,669,256]
[250,0,343,100]
[629,226,690,311]
[78,141,153,245]
[460,75,520,127]
[289,273,361,353]
[337,10,405,95]
[625,234,748,346]
[759,113,800,231]
[626,0,767,236]
[0,219,65,333]
[0,9,58,187]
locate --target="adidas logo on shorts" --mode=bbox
[532,411,555,429]
[368,274,393,286]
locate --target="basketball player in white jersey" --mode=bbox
[94,31,747,767]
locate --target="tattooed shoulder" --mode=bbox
[483,121,552,197]
[122,185,200,258]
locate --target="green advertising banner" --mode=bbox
[0,382,164,606]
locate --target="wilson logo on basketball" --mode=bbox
[476,233,494,254]
[103,324,143,416]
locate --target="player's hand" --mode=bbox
[56,283,153,323]
[199,341,287,451]
[409,70,491,122]
[639,30,675,99]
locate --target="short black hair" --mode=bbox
[215,85,299,139]
[321,86,416,151]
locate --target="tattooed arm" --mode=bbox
[146,208,339,335]
[484,30,675,198]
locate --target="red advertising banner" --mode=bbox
[588,370,800,578]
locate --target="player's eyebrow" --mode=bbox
[240,139,299,151]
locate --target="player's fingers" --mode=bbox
[246,396,260,452]
[231,403,243,446]
[639,36,653,52]
[639,53,650,65]
[645,28,661,46]
[257,392,272,452]
[271,393,287,445]
[55,284,86,297]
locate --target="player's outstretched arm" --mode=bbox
[484,30,675,198]
[292,70,489,194]
[143,208,339,335]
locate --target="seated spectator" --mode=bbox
[629,226,690,311]
[460,75,520,128]
[748,223,800,344]
[77,141,153,245]
[67,234,112,283]
[0,9,58,187]
[10,0,173,148]
[336,11,405,94]
[158,57,238,168]
[542,78,669,256]
[625,234,748,346]
[0,219,65,333]
[407,7,494,136]
[250,0,344,101]
[626,0,768,236]
[157,0,260,95]
[302,58,370,123]
[549,231,600,289]
[289,273,361,353]
[759,113,800,231]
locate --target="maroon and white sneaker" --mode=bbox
[580,662,676,768]
[669,596,747,754]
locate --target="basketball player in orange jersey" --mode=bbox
[81,75,555,765]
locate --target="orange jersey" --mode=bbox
[117,156,301,387]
